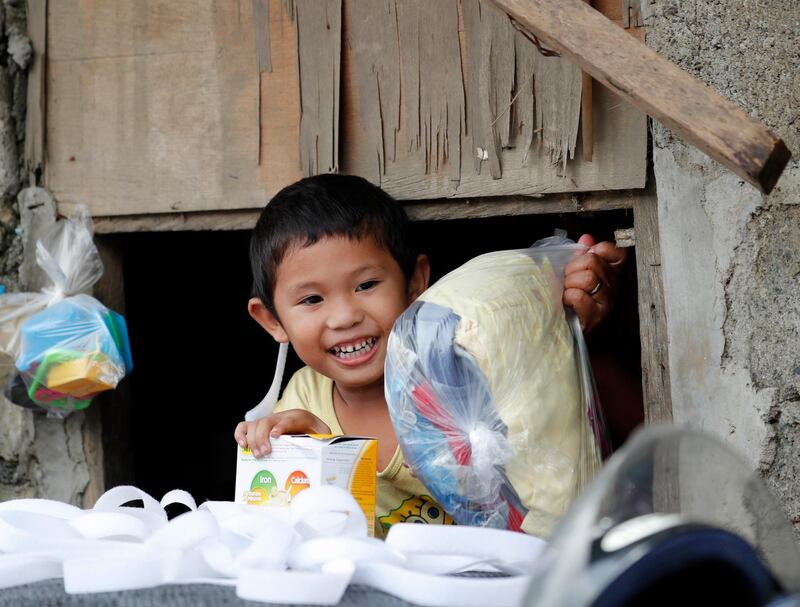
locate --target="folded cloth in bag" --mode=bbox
[385,237,609,537]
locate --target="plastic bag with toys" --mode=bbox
[0,206,132,416]
[385,234,610,538]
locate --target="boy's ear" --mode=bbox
[407,254,430,303]
[248,297,289,343]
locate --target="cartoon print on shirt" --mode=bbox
[379,494,455,532]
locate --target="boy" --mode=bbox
[235,174,626,534]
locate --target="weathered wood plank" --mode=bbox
[86,190,637,233]
[24,0,46,182]
[633,185,673,423]
[581,0,594,162]
[341,0,646,200]
[259,0,303,189]
[490,0,791,193]
[253,0,272,73]
[47,0,648,218]
[578,1,645,164]
[405,192,635,221]
[295,0,341,175]
[81,403,104,508]
[46,0,301,216]
[90,236,135,497]
[621,0,644,28]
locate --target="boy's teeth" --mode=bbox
[332,337,375,357]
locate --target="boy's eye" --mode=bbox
[299,295,322,305]
[356,280,379,292]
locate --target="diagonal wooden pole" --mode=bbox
[490,0,791,194]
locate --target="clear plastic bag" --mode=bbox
[0,207,132,415]
[522,425,800,605]
[385,235,609,537]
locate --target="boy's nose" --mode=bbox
[325,298,363,330]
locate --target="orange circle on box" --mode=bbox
[285,470,311,497]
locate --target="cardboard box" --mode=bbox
[235,434,377,536]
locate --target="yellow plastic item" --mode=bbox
[45,353,122,398]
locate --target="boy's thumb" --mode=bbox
[577,233,596,247]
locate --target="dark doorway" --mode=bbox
[119,208,642,502]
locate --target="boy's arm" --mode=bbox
[234,410,331,459]
[562,234,627,334]
[235,366,331,458]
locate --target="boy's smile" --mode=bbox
[329,336,378,365]
[256,236,427,392]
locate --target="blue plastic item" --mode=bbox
[16,293,132,412]
[17,294,132,375]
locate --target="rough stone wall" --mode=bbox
[0,0,25,290]
[0,1,90,505]
[645,0,800,531]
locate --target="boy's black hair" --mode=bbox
[250,174,418,315]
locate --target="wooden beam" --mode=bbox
[489,0,791,194]
[86,190,638,234]
[633,184,672,423]
[404,192,634,221]
[89,208,262,234]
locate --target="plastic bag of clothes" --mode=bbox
[385,234,609,538]
[0,207,132,416]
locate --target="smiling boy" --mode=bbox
[235,174,626,535]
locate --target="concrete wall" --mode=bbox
[0,0,24,291]
[645,0,800,531]
[0,1,90,505]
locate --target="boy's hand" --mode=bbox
[563,234,627,334]
[234,409,331,458]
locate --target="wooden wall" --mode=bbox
[43,0,646,218]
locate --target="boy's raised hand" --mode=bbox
[234,409,331,459]
[563,234,628,334]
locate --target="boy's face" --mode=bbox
[250,236,429,392]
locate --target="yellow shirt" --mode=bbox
[273,366,454,537]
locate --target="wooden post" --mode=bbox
[488,0,791,194]
[633,183,672,423]
[85,235,135,506]
[634,179,678,509]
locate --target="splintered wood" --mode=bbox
[491,0,791,193]
[45,0,646,217]
[340,0,644,199]
[294,0,341,175]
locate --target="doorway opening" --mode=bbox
[117,208,642,502]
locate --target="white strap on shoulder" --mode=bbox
[245,342,289,421]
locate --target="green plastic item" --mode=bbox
[27,349,93,411]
